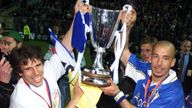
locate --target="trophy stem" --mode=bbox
[93,47,106,70]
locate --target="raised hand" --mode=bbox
[118,6,137,30]
[0,57,13,83]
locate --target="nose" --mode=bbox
[32,67,39,75]
[157,57,162,66]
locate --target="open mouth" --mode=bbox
[32,76,42,83]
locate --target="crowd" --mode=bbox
[0,0,192,108]
[1,0,191,46]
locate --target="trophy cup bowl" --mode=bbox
[82,6,120,87]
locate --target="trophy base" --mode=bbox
[81,69,111,87]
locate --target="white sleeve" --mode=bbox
[44,54,66,81]
[125,62,146,83]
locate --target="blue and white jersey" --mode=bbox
[125,54,185,108]
[125,54,151,83]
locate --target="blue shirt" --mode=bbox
[126,54,185,108]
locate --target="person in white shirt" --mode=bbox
[8,44,82,108]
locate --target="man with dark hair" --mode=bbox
[9,44,82,108]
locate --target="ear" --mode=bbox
[19,73,23,77]
[171,58,176,67]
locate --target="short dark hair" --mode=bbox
[9,44,44,74]
[140,36,158,46]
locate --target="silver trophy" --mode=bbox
[82,6,120,87]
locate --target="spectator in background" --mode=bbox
[0,30,23,108]
[173,39,192,97]
[0,38,14,108]
[0,30,23,84]
[1,30,23,55]
[23,23,31,41]
[139,36,158,63]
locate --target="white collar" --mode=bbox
[147,69,177,85]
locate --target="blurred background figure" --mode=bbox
[173,39,192,97]
[1,30,23,55]
[0,27,15,108]
[139,36,158,63]
[23,22,31,41]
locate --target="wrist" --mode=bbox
[0,78,11,83]
[114,91,126,104]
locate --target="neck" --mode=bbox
[151,73,169,83]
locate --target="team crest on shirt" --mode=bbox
[134,92,145,107]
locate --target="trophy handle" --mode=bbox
[106,19,119,49]
[90,22,97,48]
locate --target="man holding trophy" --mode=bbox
[100,6,184,108]
[67,0,143,108]
[70,0,184,108]
[73,0,136,87]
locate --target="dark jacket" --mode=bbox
[0,81,14,108]
[173,52,192,96]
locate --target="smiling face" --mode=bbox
[151,41,176,82]
[19,59,44,87]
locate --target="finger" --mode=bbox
[9,67,13,73]
[74,0,81,13]
[0,57,6,65]
[4,61,11,69]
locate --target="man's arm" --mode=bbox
[61,22,74,53]
[120,30,131,66]
[119,9,137,66]
[61,0,90,53]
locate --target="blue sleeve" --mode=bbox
[128,54,151,75]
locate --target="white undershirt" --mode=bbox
[30,80,51,106]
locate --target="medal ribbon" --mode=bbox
[144,75,168,107]
[24,78,52,108]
